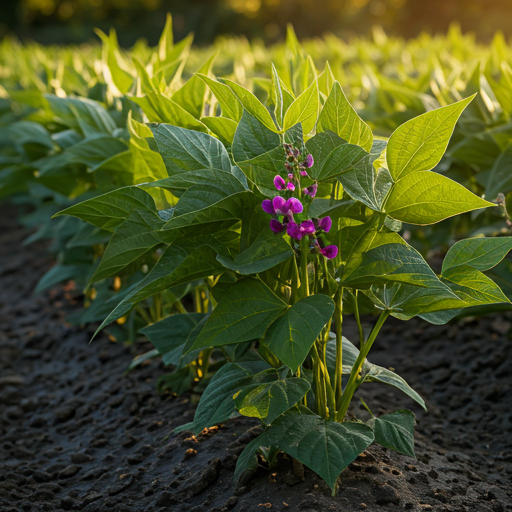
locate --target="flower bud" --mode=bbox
[320,245,338,259]
[287,182,296,191]
[274,175,286,190]
[261,199,275,214]
[303,154,314,168]
[288,173,294,179]
[318,216,332,232]
[270,219,285,233]
[300,170,308,177]
[304,183,318,198]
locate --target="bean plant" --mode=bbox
[56,64,512,491]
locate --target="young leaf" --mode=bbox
[442,237,512,273]
[282,78,319,131]
[54,187,157,231]
[386,95,475,180]
[234,377,310,425]
[224,79,277,132]
[264,295,335,373]
[196,74,242,121]
[200,116,238,146]
[265,408,374,492]
[384,171,494,225]
[317,81,373,152]
[183,278,288,354]
[368,410,416,457]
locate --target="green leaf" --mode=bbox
[384,171,494,225]
[149,123,232,175]
[197,74,243,121]
[342,241,455,291]
[130,93,207,132]
[264,295,335,373]
[306,132,369,183]
[265,409,374,492]
[217,228,293,275]
[140,313,205,366]
[201,116,238,146]
[317,81,373,152]
[97,243,226,330]
[172,54,215,119]
[184,278,288,354]
[234,377,310,425]
[175,363,252,434]
[91,209,164,283]
[54,187,156,231]
[483,144,512,200]
[386,95,475,180]
[224,79,277,132]
[283,78,319,132]
[442,237,512,273]
[369,410,416,457]
[441,265,510,305]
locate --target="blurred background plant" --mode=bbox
[3,0,512,46]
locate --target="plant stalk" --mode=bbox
[334,286,344,410]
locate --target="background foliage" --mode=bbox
[3,0,512,46]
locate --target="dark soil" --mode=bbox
[1,202,512,512]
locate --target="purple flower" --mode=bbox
[273,196,286,214]
[274,175,286,190]
[303,154,314,168]
[288,173,294,179]
[300,220,315,236]
[320,245,338,259]
[287,221,302,240]
[284,197,303,214]
[300,170,308,177]
[287,182,296,192]
[261,199,274,214]
[318,216,332,232]
[270,219,285,233]
[304,183,318,198]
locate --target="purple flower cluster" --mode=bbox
[261,144,338,260]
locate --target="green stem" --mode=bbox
[300,236,309,299]
[199,347,212,378]
[336,310,389,421]
[194,287,203,314]
[290,254,300,305]
[174,299,188,315]
[334,287,344,410]
[135,305,152,325]
[354,290,365,348]
[311,343,328,418]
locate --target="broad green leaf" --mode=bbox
[196,74,242,121]
[140,313,205,366]
[130,93,207,132]
[217,228,293,275]
[184,278,288,354]
[54,187,156,231]
[97,243,226,330]
[201,116,238,146]
[265,409,374,492]
[441,265,510,305]
[234,432,271,483]
[91,209,164,283]
[149,123,232,175]
[44,94,116,136]
[283,78,319,131]
[369,410,416,457]
[2,121,54,150]
[264,295,335,373]
[142,169,245,198]
[35,263,94,293]
[317,81,373,152]
[224,79,277,132]
[234,377,310,425]
[342,241,453,291]
[159,191,250,243]
[306,132,369,183]
[442,237,512,273]
[384,171,494,225]
[363,364,426,410]
[174,363,261,435]
[232,110,280,162]
[386,95,475,180]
